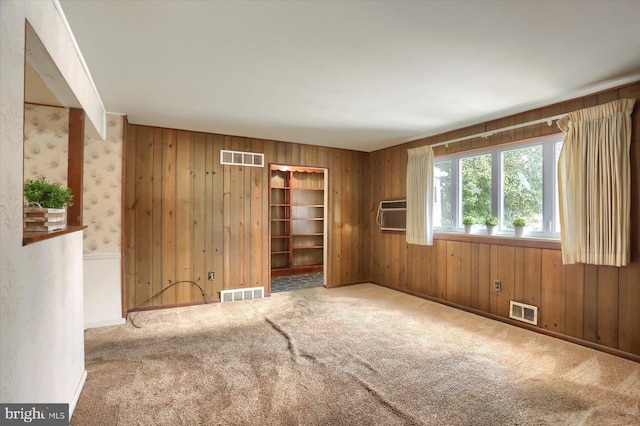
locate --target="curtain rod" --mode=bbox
[430,113,567,149]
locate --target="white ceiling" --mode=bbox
[58,0,640,152]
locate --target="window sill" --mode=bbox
[433,231,561,250]
[23,225,87,246]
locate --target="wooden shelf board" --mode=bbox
[23,225,87,246]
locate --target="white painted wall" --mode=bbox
[84,254,125,328]
[0,0,105,416]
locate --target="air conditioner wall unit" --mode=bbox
[376,199,406,232]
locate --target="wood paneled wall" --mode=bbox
[368,83,640,356]
[124,127,369,311]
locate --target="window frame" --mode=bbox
[433,134,564,239]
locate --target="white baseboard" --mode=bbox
[83,252,121,261]
[84,318,126,329]
[70,369,87,419]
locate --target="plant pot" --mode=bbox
[514,226,524,238]
[486,225,496,236]
[464,224,472,234]
[24,207,67,232]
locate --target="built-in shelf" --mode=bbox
[270,166,325,277]
[22,225,87,246]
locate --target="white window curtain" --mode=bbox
[557,98,635,267]
[406,145,434,245]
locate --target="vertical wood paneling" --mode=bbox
[496,246,515,318]
[192,133,206,291]
[619,264,640,354]
[489,244,499,315]
[242,138,252,287]
[251,138,264,288]
[175,130,193,303]
[540,249,565,333]
[151,128,163,305]
[477,243,491,313]
[469,243,479,309]
[230,137,245,287]
[446,241,461,304]
[204,134,216,298]
[564,263,585,339]
[522,248,541,307]
[436,240,447,300]
[341,150,353,284]
[459,242,472,306]
[583,264,598,343]
[135,125,154,307]
[329,149,342,286]
[513,247,524,302]
[222,136,232,291]
[360,153,370,281]
[124,124,138,310]
[369,151,383,283]
[125,125,369,309]
[161,129,177,305]
[211,134,225,296]
[596,266,619,348]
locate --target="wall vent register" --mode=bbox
[220,150,264,167]
[509,301,539,325]
[220,287,265,303]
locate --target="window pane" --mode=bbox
[434,161,452,227]
[461,154,492,224]
[501,145,543,231]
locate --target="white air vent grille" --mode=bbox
[220,287,264,303]
[220,150,264,167]
[509,301,538,325]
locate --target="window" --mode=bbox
[461,153,492,224]
[434,134,563,238]
[501,145,543,231]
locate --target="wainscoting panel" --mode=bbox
[83,252,125,328]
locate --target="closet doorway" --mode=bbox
[269,165,327,293]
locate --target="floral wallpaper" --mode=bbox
[83,114,123,254]
[23,104,123,254]
[23,104,69,185]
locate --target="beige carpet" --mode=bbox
[72,284,640,425]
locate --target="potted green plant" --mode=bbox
[23,177,73,232]
[462,216,475,234]
[484,216,499,235]
[512,217,526,238]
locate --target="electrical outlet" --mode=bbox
[494,280,501,291]
[208,271,215,281]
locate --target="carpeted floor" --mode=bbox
[72,284,640,425]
